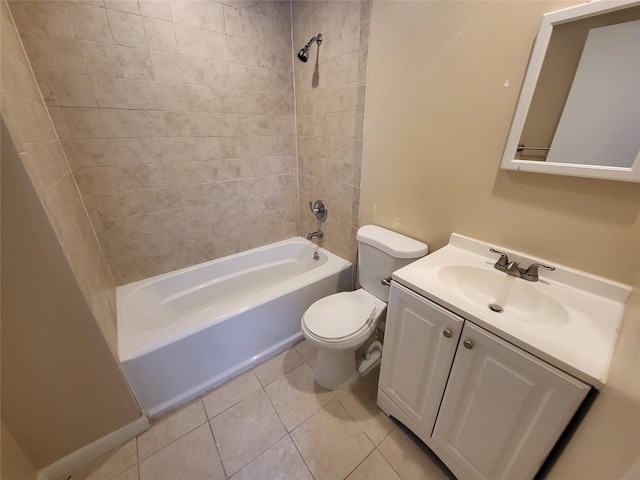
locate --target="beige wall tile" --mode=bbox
[123,79,155,109]
[100,109,166,137]
[91,76,129,108]
[108,10,148,49]
[198,0,225,33]
[48,106,71,140]
[67,2,114,43]
[21,1,74,38]
[79,41,124,77]
[169,0,200,28]
[23,140,70,191]
[142,17,178,53]
[61,107,106,138]
[69,138,114,168]
[49,73,97,108]
[149,51,183,83]
[139,0,172,21]
[23,35,86,74]
[105,0,140,15]
[117,46,155,80]
[174,24,208,58]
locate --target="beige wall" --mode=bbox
[362,1,640,478]
[1,421,38,480]
[293,0,370,263]
[361,0,640,288]
[547,289,640,479]
[1,0,140,469]
[9,0,297,284]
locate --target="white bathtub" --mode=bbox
[117,237,353,417]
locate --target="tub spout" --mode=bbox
[307,230,323,240]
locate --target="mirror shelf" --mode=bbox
[501,0,640,183]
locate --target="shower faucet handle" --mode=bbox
[309,200,328,222]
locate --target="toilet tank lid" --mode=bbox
[357,225,428,259]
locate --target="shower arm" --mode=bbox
[309,33,322,47]
[303,34,323,50]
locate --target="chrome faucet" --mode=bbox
[307,230,323,240]
[489,248,555,282]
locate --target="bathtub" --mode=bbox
[117,237,353,417]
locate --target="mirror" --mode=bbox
[501,0,640,182]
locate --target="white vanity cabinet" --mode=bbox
[378,283,464,437]
[378,283,591,480]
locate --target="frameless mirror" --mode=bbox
[501,0,640,182]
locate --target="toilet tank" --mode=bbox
[356,225,428,302]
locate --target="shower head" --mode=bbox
[297,46,310,62]
[297,33,322,62]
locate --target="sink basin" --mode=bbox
[438,265,569,326]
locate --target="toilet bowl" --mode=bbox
[301,225,428,390]
[302,289,386,389]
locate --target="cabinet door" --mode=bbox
[378,283,463,436]
[431,322,590,480]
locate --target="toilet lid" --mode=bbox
[303,292,376,341]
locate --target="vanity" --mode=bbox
[377,234,631,480]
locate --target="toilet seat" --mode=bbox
[302,291,377,343]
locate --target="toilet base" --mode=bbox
[313,341,383,390]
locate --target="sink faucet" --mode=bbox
[307,230,323,240]
[490,248,555,282]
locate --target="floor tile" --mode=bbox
[294,339,317,362]
[378,428,452,480]
[139,424,224,480]
[337,365,395,444]
[137,398,208,460]
[346,450,401,480]
[111,466,138,480]
[229,435,313,480]
[70,438,137,480]
[202,369,262,419]
[291,399,375,480]
[253,347,305,386]
[264,362,334,431]
[210,389,287,476]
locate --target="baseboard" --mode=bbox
[37,416,150,480]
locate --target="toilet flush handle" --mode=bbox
[381,276,392,286]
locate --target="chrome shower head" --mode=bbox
[296,33,322,62]
[297,46,309,62]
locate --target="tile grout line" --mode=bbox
[205,413,228,480]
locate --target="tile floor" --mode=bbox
[70,341,453,480]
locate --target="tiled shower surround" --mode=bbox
[9,0,370,284]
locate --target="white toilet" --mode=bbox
[301,225,428,389]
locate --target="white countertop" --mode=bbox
[391,233,632,389]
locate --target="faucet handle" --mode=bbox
[523,262,555,281]
[489,248,509,268]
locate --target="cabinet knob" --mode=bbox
[443,328,453,338]
[463,339,474,349]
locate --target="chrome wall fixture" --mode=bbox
[297,34,323,62]
[309,200,327,222]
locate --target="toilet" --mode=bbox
[301,225,428,389]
